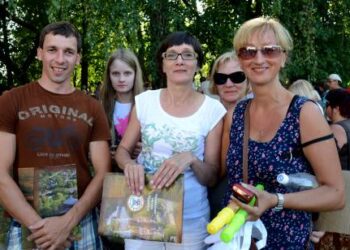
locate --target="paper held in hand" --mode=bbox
[98,173,184,243]
[18,164,81,249]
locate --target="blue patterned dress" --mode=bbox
[224,96,314,249]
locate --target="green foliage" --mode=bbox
[1,0,350,91]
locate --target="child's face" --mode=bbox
[110,59,135,95]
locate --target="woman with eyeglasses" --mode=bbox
[115,31,226,250]
[223,17,345,249]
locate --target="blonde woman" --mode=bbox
[100,48,144,165]
[209,51,249,110]
[289,79,323,114]
[223,17,344,248]
[208,51,250,218]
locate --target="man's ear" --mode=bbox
[75,53,81,65]
[36,48,43,61]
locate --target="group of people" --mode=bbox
[0,16,348,250]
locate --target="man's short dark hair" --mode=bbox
[39,21,82,53]
[326,89,350,118]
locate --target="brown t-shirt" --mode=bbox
[0,82,110,196]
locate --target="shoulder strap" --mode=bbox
[243,100,251,183]
[286,95,299,114]
[301,134,334,148]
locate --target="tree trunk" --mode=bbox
[80,7,88,91]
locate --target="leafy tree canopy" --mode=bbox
[1,0,350,92]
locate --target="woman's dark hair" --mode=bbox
[155,31,204,77]
[326,89,350,118]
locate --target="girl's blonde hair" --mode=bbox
[233,16,293,54]
[100,48,144,127]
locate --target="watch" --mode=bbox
[272,193,285,212]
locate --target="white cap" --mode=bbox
[277,173,289,185]
[328,73,342,82]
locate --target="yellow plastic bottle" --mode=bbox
[207,202,239,234]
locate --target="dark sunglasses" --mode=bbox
[238,45,285,60]
[214,71,246,85]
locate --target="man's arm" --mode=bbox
[0,131,42,227]
[28,140,110,249]
[64,140,111,228]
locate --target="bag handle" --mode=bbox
[243,101,251,183]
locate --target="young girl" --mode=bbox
[100,48,144,166]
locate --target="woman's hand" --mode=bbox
[229,183,277,221]
[123,161,145,196]
[151,152,195,189]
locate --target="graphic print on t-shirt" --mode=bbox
[113,102,132,137]
[19,104,92,160]
[138,123,200,174]
[26,125,81,159]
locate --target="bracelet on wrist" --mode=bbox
[272,193,284,212]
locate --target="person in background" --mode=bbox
[99,48,144,249]
[326,73,343,91]
[314,88,350,249]
[209,51,250,111]
[115,31,226,250]
[326,89,350,170]
[100,48,144,171]
[289,79,324,114]
[321,73,343,110]
[207,51,249,218]
[223,16,345,249]
[0,21,110,250]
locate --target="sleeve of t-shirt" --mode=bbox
[90,99,111,142]
[0,89,19,134]
[135,90,153,123]
[206,97,226,131]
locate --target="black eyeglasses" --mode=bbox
[214,71,246,85]
[162,51,198,60]
[238,45,285,60]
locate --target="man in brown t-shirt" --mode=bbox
[0,22,110,249]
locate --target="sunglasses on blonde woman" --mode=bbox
[214,71,246,85]
[238,45,285,60]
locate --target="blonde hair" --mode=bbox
[233,17,293,54]
[289,79,321,101]
[100,48,144,127]
[209,51,249,96]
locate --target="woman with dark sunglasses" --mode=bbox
[207,51,250,220]
[222,17,345,249]
[209,51,250,110]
